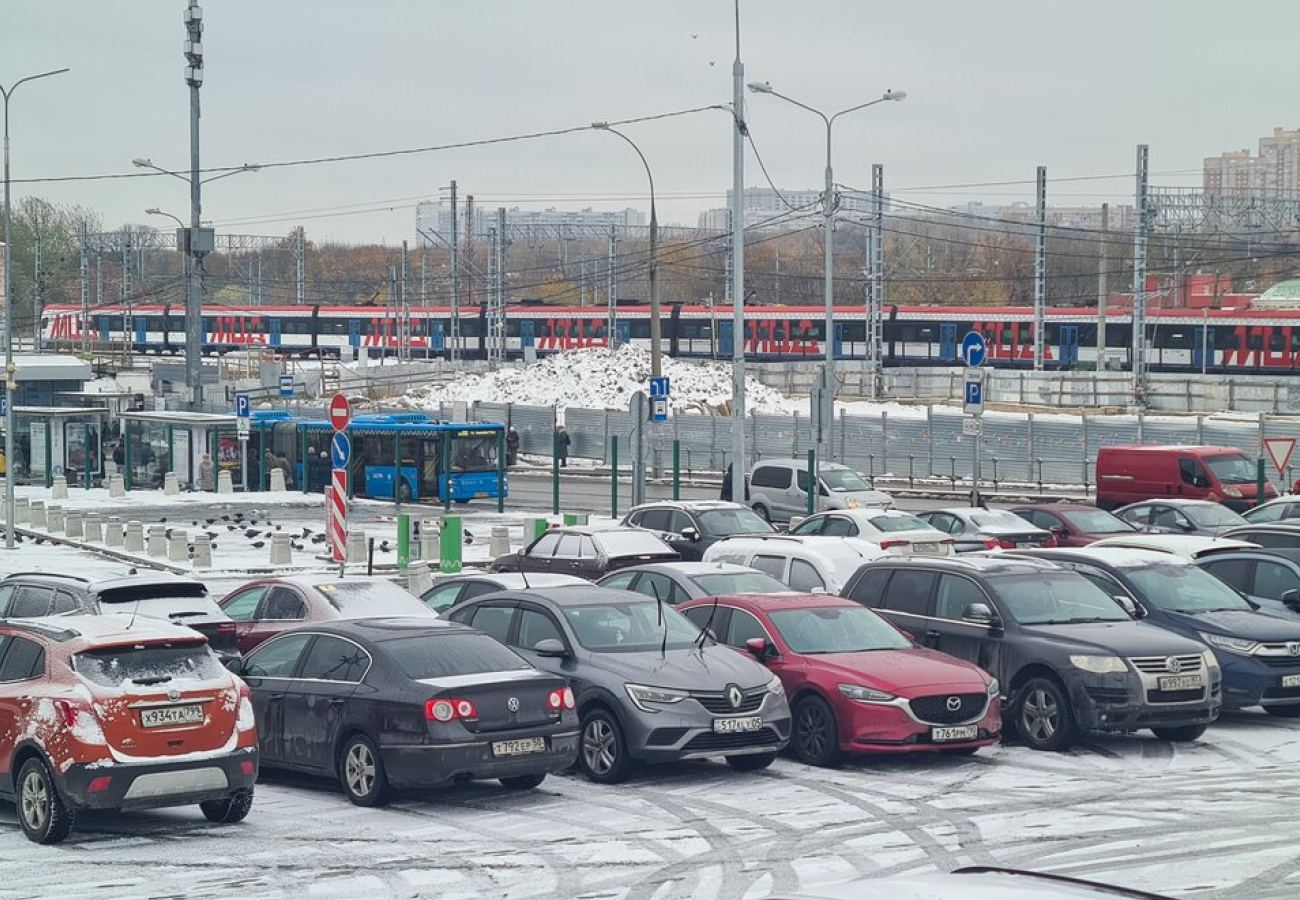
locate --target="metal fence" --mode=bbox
[449,401,1300,492]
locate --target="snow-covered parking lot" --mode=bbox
[1,711,1297,900]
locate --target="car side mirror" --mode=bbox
[962,602,1000,629]
[1179,520,1197,532]
[1282,589,1300,610]
[680,527,700,542]
[819,485,830,497]
[532,638,569,658]
[745,637,777,661]
[222,657,244,675]
[1050,525,1067,538]
[1113,595,1144,619]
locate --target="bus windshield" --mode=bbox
[451,435,499,472]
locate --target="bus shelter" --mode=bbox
[12,407,109,488]
[241,410,319,492]
[118,411,237,491]
[298,413,506,505]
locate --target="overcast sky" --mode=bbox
[6,1,1297,243]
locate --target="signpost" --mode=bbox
[1265,438,1295,479]
[961,332,987,506]
[279,375,294,398]
[235,394,250,490]
[649,376,669,424]
[327,393,352,567]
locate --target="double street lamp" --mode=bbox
[2,66,70,551]
[746,83,905,373]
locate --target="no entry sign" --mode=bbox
[329,394,352,432]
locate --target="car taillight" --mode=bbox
[425,698,478,722]
[215,623,237,634]
[235,684,256,732]
[546,688,576,711]
[878,539,909,550]
[984,538,1015,549]
[53,698,86,727]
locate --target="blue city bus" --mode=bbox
[299,413,506,503]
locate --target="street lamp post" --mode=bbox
[2,66,69,551]
[591,123,659,378]
[747,84,905,378]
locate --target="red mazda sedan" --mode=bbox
[678,594,1000,766]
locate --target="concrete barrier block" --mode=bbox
[124,521,145,552]
[51,476,68,501]
[46,506,65,534]
[269,469,286,492]
[168,530,189,562]
[147,525,167,557]
[270,533,292,565]
[105,517,124,547]
[108,474,126,498]
[489,526,511,559]
[83,514,102,543]
[14,498,28,525]
[192,536,213,568]
[163,472,180,496]
[346,530,366,563]
[217,470,234,494]
[65,513,84,539]
[28,501,46,529]
[407,560,433,597]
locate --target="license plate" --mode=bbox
[913,543,939,554]
[491,737,546,757]
[139,704,204,728]
[931,725,978,742]
[1018,541,1042,548]
[1158,675,1204,691]
[474,491,488,499]
[1282,675,1300,688]
[713,716,762,734]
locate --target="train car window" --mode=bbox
[1290,331,1300,350]
[1247,331,1264,350]
[1001,328,1014,344]
[1269,332,1285,352]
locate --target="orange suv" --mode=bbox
[0,616,259,843]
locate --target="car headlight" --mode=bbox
[1222,486,1243,498]
[837,684,897,704]
[987,678,1001,696]
[1201,649,1222,675]
[765,674,784,697]
[625,683,689,712]
[1069,655,1128,674]
[1199,632,1259,656]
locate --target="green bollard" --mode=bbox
[397,513,410,571]
[439,515,462,573]
[530,517,550,540]
[1258,458,1267,507]
[672,439,681,501]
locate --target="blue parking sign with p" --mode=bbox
[965,380,982,405]
[235,394,250,418]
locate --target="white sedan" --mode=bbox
[788,508,955,556]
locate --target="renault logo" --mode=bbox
[167,688,182,702]
[1166,657,1183,674]
[946,696,963,712]
[727,685,744,710]
[507,697,520,712]
[1288,643,1300,657]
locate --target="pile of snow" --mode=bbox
[398,346,794,415]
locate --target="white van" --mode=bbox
[746,459,893,524]
[701,535,886,595]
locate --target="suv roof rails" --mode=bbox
[1,572,91,584]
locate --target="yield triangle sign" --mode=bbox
[1264,438,1296,477]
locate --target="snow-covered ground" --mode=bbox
[0,713,1296,899]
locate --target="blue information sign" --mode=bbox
[961,332,987,367]
[279,375,294,397]
[330,431,352,470]
[235,394,251,418]
[649,376,671,398]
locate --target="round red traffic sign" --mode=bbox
[328,394,352,431]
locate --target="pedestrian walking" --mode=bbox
[555,425,571,468]
[506,425,520,467]
[720,462,733,501]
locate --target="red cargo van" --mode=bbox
[1096,445,1277,512]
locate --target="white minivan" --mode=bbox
[746,459,893,524]
[701,535,886,595]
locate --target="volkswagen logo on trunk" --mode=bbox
[167,688,182,702]
[507,697,520,712]
[1166,657,1183,674]
[727,685,744,710]
[946,696,963,712]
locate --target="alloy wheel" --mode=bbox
[345,742,376,798]
[583,718,617,775]
[1021,688,1059,743]
[20,770,49,833]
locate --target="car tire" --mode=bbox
[579,709,632,784]
[499,773,547,790]
[752,503,771,522]
[1152,723,1207,742]
[1264,704,1300,718]
[340,734,390,807]
[16,757,75,845]
[793,695,842,767]
[1016,677,1074,752]
[726,751,777,771]
[200,789,254,824]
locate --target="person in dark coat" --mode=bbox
[720,463,733,501]
[555,426,571,467]
[506,425,520,467]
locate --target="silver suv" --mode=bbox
[447,585,791,783]
[746,458,892,523]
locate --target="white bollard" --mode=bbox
[105,516,124,547]
[217,470,233,494]
[407,560,433,597]
[14,498,28,525]
[51,475,68,501]
[46,506,65,534]
[28,500,46,529]
[346,530,366,563]
[270,533,292,565]
[147,525,167,557]
[168,530,189,562]
[489,526,511,559]
[83,513,102,543]
[104,459,118,477]
[124,521,145,553]
[420,525,439,563]
[269,468,286,492]
[65,512,84,539]
[192,536,213,568]
[164,472,180,496]
[109,474,126,498]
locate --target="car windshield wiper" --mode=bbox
[166,611,210,619]
[1030,617,1121,625]
[130,675,172,686]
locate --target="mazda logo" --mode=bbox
[1288,643,1300,657]
[946,696,963,712]
[727,685,744,710]
[507,697,520,712]
[167,688,182,702]
[1166,657,1183,674]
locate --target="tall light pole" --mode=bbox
[729,0,747,506]
[591,122,660,378]
[746,83,905,374]
[2,66,69,551]
[183,1,205,410]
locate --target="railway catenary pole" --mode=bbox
[1033,165,1047,370]
[1097,203,1108,368]
[1132,144,1150,406]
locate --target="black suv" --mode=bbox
[621,501,774,561]
[0,571,238,662]
[839,555,1222,751]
